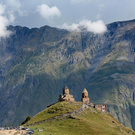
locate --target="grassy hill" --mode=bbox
[24,102,135,135]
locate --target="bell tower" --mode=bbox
[81,88,90,103]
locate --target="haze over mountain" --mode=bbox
[0,19,135,130]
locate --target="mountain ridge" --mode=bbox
[0,19,135,130]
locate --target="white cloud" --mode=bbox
[62,23,80,32]
[61,19,107,34]
[0,16,11,38]
[0,4,14,38]
[9,13,15,23]
[36,4,61,20]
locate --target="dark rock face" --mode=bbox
[1,20,135,129]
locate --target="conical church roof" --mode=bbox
[63,85,68,89]
[82,88,88,93]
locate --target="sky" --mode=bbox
[0,0,135,37]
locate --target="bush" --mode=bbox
[21,115,31,125]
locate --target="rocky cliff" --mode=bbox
[0,19,135,129]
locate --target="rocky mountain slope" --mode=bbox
[0,19,135,129]
[24,102,135,135]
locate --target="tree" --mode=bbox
[21,115,31,125]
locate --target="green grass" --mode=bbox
[26,105,135,135]
[25,102,81,125]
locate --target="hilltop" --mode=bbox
[24,102,135,135]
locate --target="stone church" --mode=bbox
[58,85,75,102]
[58,85,107,112]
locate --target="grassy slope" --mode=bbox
[25,102,135,135]
[26,102,81,125]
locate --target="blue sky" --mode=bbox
[0,0,135,37]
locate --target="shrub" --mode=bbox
[21,115,31,125]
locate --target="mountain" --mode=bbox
[0,19,135,129]
[24,101,135,135]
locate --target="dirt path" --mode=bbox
[0,130,26,135]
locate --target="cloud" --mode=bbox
[62,23,80,32]
[36,4,61,20]
[6,0,23,15]
[9,13,15,22]
[0,4,14,38]
[61,19,107,34]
